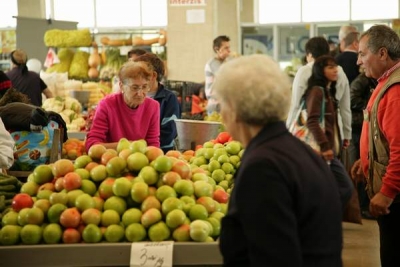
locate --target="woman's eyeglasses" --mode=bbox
[123,83,150,93]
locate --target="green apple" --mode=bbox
[196,196,217,214]
[193,181,213,198]
[188,204,208,221]
[106,156,127,177]
[174,180,194,196]
[66,189,84,207]
[153,156,173,173]
[141,208,162,228]
[101,209,120,227]
[206,217,221,237]
[138,166,158,185]
[20,181,39,196]
[1,210,19,226]
[166,209,186,229]
[80,180,97,196]
[74,168,90,180]
[112,177,132,197]
[20,224,42,244]
[47,203,67,223]
[117,138,131,153]
[103,196,127,216]
[49,191,68,205]
[180,196,196,215]
[81,208,102,225]
[129,140,147,154]
[172,224,191,242]
[74,155,93,169]
[0,225,21,245]
[75,193,96,212]
[191,173,208,182]
[104,224,125,242]
[211,169,225,183]
[156,185,177,202]
[43,223,63,244]
[161,197,183,216]
[122,208,142,226]
[127,152,149,173]
[125,223,146,242]
[189,220,209,242]
[141,196,161,213]
[25,207,44,225]
[82,224,102,243]
[148,221,170,241]
[130,181,149,203]
[33,199,51,214]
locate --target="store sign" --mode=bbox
[170,0,206,6]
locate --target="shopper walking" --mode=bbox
[286,37,352,152]
[351,24,400,267]
[214,54,343,266]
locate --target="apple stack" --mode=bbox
[0,137,242,246]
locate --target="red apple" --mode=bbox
[213,189,229,203]
[12,193,34,212]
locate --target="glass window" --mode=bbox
[242,27,274,57]
[53,0,95,28]
[258,0,301,24]
[96,0,141,28]
[141,0,167,26]
[0,0,17,28]
[351,0,398,21]
[302,0,349,22]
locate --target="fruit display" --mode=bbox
[204,111,223,122]
[0,134,242,246]
[62,138,86,160]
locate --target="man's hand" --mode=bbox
[369,192,393,217]
[351,159,366,183]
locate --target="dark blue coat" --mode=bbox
[154,83,181,153]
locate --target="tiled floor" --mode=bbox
[342,219,380,267]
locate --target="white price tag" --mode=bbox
[130,241,174,267]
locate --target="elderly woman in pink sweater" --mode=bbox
[85,61,160,151]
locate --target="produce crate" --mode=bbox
[0,242,223,267]
[164,80,203,115]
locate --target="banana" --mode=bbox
[39,129,50,146]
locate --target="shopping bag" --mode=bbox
[289,89,325,153]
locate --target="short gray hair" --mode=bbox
[339,25,358,41]
[212,54,291,126]
[360,24,400,60]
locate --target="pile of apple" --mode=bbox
[0,135,242,246]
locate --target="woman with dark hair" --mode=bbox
[6,49,53,106]
[305,55,353,208]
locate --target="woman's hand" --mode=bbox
[342,139,350,149]
[351,159,366,183]
[321,149,334,162]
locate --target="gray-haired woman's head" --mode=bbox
[212,54,291,126]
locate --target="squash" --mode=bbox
[88,67,99,79]
[88,42,101,68]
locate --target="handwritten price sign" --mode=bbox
[130,241,174,267]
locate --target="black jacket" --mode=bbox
[219,121,343,267]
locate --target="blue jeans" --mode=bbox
[330,157,354,209]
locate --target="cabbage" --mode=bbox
[64,97,82,114]
[42,97,64,113]
[61,109,78,123]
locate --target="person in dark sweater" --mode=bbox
[134,53,181,153]
[213,54,343,267]
[336,26,360,84]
